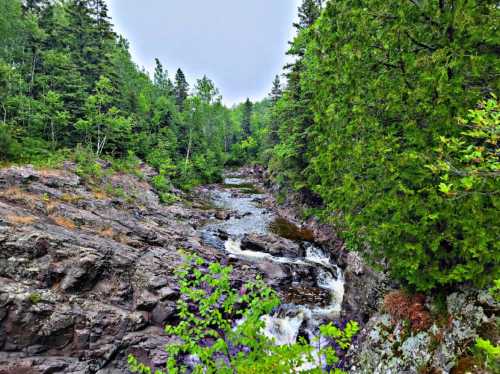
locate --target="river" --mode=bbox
[200,170,345,359]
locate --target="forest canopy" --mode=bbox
[0,0,259,189]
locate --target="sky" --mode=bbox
[106,0,301,106]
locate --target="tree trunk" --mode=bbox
[185,129,193,169]
[1,103,6,125]
[51,119,55,149]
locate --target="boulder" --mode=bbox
[241,233,304,258]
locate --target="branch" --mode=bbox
[405,32,438,52]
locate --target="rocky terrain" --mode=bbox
[1,164,495,374]
[0,164,264,373]
[0,163,379,373]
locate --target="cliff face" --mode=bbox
[0,163,233,373]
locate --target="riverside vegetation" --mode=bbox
[0,0,499,373]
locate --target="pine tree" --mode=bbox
[295,0,322,30]
[271,0,323,186]
[154,58,173,96]
[241,98,253,137]
[174,68,189,110]
[269,75,282,105]
[65,0,115,89]
[265,75,283,148]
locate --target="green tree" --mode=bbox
[174,68,189,111]
[40,90,69,148]
[295,0,322,30]
[76,76,131,156]
[241,98,253,137]
[154,58,173,97]
[264,0,499,290]
[195,75,220,104]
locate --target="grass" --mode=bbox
[44,201,60,215]
[60,193,83,204]
[0,187,39,208]
[6,214,38,225]
[50,215,77,230]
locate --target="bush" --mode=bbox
[193,150,223,183]
[0,124,21,161]
[74,145,103,182]
[159,192,179,205]
[109,150,142,176]
[129,255,359,374]
[474,338,500,372]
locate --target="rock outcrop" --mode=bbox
[0,165,258,373]
[348,289,499,373]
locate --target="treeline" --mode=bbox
[0,0,254,189]
[255,0,499,291]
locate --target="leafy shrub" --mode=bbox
[159,192,179,205]
[193,150,223,183]
[474,338,500,372]
[0,124,21,161]
[74,145,103,182]
[109,150,143,177]
[129,255,359,374]
[151,172,179,205]
[146,141,177,176]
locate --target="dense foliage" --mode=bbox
[0,0,251,189]
[255,0,499,291]
[2,0,498,292]
[129,254,359,374]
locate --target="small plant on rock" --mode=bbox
[29,292,42,305]
[129,254,359,373]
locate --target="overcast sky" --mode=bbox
[106,0,301,106]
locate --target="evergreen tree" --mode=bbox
[266,75,283,148]
[265,0,499,291]
[269,75,282,105]
[153,58,173,96]
[174,68,189,110]
[65,0,115,90]
[241,98,253,137]
[295,0,322,30]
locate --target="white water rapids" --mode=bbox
[202,175,345,369]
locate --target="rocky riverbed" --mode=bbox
[2,164,494,373]
[0,163,381,373]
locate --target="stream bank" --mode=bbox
[1,164,493,373]
[0,163,377,373]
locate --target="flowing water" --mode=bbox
[201,173,345,367]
